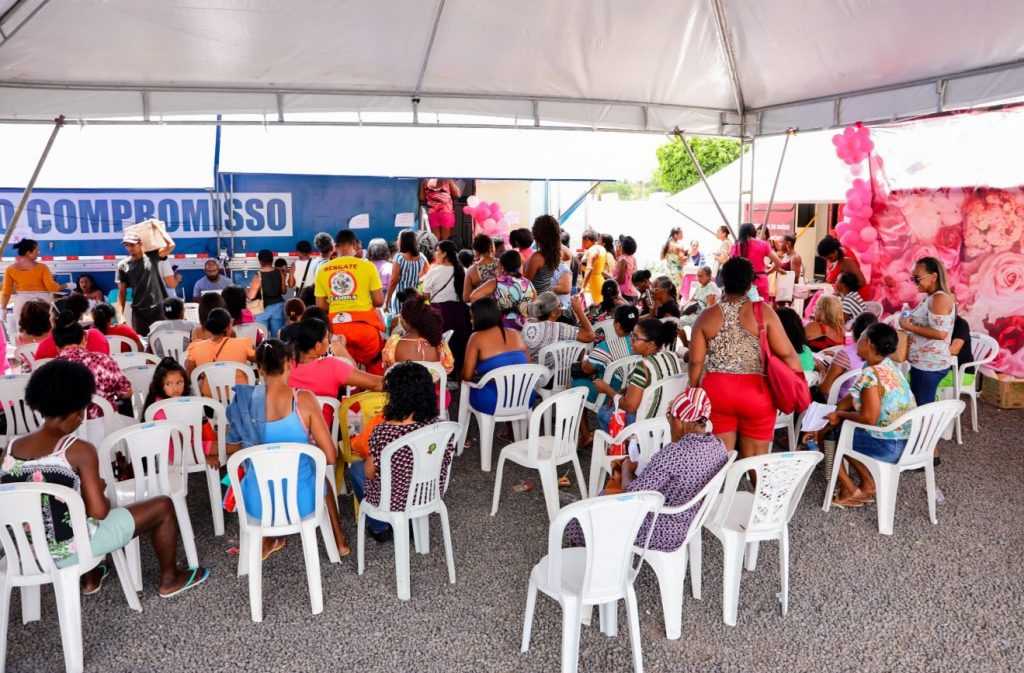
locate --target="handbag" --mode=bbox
[753,301,811,414]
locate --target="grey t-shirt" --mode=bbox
[192,274,233,299]
[117,251,167,311]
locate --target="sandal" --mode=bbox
[82,564,109,596]
[159,567,210,599]
[262,538,287,561]
[853,490,876,504]
[831,494,866,509]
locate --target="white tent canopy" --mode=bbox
[2,0,1024,135]
[668,106,1024,225]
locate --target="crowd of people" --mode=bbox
[0,214,971,611]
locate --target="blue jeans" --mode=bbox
[909,367,949,405]
[346,462,390,535]
[256,301,286,338]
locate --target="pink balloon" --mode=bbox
[474,204,491,221]
[835,221,852,236]
[840,232,858,248]
[831,134,843,147]
[860,226,878,243]
[859,249,877,264]
[847,216,869,230]
[462,205,474,215]
[490,206,503,221]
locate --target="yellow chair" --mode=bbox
[337,391,388,516]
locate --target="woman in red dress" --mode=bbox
[818,234,872,300]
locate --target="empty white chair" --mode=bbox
[823,400,964,535]
[183,302,200,324]
[951,333,998,442]
[12,344,36,373]
[491,387,588,520]
[521,492,664,673]
[105,334,139,353]
[191,361,256,406]
[145,396,229,536]
[585,355,642,414]
[638,452,736,639]
[357,422,460,601]
[862,301,884,317]
[149,329,191,365]
[0,374,40,448]
[111,351,160,370]
[97,422,199,591]
[0,482,140,673]
[228,442,342,622]
[121,364,157,419]
[705,451,822,626]
[588,417,671,497]
[457,363,549,471]
[234,322,267,344]
[537,341,589,431]
[635,374,688,421]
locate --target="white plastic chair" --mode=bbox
[357,422,460,601]
[635,374,688,421]
[537,341,588,430]
[822,400,965,535]
[314,395,343,496]
[521,492,664,673]
[408,360,449,420]
[491,387,588,520]
[0,374,40,448]
[234,322,267,344]
[144,396,228,536]
[12,344,36,373]
[96,422,199,591]
[442,329,453,346]
[638,452,736,639]
[149,329,191,365]
[457,363,549,471]
[593,319,631,360]
[228,443,342,622]
[74,395,120,447]
[121,364,157,419]
[184,302,200,324]
[105,334,139,353]
[951,333,998,442]
[773,412,797,451]
[588,417,671,497]
[111,351,160,370]
[191,361,256,405]
[705,451,822,626]
[585,355,641,414]
[863,301,884,316]
[0,482,140,673]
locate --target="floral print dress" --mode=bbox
[849,358,917,440]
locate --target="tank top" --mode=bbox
[532,263,555,293]
[264,391,309,443]
[705,299,763,375]
[396,254,426,291]
[259,270,285,306]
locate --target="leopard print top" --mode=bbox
[705,298,763,375]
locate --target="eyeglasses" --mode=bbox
[631,334,652,343]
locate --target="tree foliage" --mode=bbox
[653,136,742,194]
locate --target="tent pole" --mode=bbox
[761,129,795,230]
[0,114,64,257]
[665,204,719,239]
[672,127,734,236]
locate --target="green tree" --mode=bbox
[653,136,742,193]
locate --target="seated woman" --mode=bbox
[568,388,728,553]
[816,312,877,402]
[16,298,51,350]
[0,359,209,597]
[74,273,106,306]
[289,317,383,400]
[35,293,110,359]
[189,292,227,342]
[776,307,815,373]
[277,297,306,342]
[352,362,456,543]
[818,323,917,507]
[804,295,846,351]
[52,310,133,425]
[221,285,254,325]
[586,279,627,325]
[462,298,529,415]
[650,276,681,319]
[597,318,681,431]
[470,250,538,331]
[149,297,199,341]
[521,292,595,363]
[226,339,349,557]
[383,295,455,372]
[185,308,256,395]
[572,304,638,445]
[92,303,144,352]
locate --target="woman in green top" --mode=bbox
[777,307,816,373]
[597,318,681,431]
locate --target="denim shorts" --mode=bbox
[57,507,136,568]
[852,428,906,464]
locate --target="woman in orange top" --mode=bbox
[2,239,62,341]
[184,307,256,395]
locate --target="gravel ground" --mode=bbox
[4,404,1023,673]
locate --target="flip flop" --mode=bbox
[830,496,865,509]
[159,567,210,599]
[262,538,287,561]
[82,564,109,596]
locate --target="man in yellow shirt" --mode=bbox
[581,230,605,305]
[315,230,385,372]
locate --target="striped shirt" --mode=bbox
[628,351,683,418]
[840,292,865,321]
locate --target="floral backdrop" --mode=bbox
[870,186,1024,376]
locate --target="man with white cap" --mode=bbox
[116,231,168,336]
[571,388,728,553]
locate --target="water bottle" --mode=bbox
[900,302,911,319]
[805,438,819,452]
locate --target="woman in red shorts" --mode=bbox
[421,178,461,241]
[688,257,803,458]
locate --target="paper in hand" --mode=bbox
[800,402,837,433]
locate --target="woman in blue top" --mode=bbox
[226,339,349,559]
[385,230,429,312]
[462,297,529,415]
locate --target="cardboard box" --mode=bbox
[980,368,1024,409]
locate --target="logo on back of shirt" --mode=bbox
[329,270,358,300]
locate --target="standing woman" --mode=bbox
[525,215,569,296]
[731,223,782,302]
[421,240,471,373]
[661,227,687,290]
[247,249,287,337]
[817,235,870,300]
[1,239,63,341]
[900,256,955,405]
[386,230,429,312]
[615,236,639,302]
[463,234,499,302]
[421,178,461,241]
[688,257,802,459]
